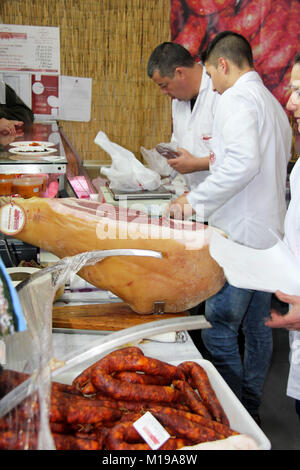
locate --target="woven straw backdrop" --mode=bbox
[0,0,172,163]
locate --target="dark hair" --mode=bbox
[202,31,254,68]
[294,53,300,65]
[147,42,195,78]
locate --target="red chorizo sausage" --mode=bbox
[72,346,144,392]
[263,0,300,74]
[49,393,122,424]
[94,395,190,412]
[51,381,80,395]
[50,422,72,434]
[173,379,213,420]
[151,410,225,443]
[0,411,38,432]
[171,0,185,40]
[0,429,102,450]
[176,361,229,425]
[0,430,38,449]
[114,371,172,386]
[90,352,183,403]
[91,368,182,403]
[217,0,272,41]
[53,433,101,450]
[0,369,29,397]
[148,406,237,438]
[251,0,290,67]
[98,353,179,379]
[0,369,80,401]
[185,0,236,16]
[105,421,190,450]
[173,14,207,57]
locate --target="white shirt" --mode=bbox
[171,65,219,190]
[284,158,300,400]
[187,71,292,249]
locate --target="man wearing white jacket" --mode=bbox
[147,42,219,190]
[167,32,292,423]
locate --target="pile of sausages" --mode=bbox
[0,347,238,450]
[171,0,300,106]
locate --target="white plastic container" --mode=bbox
[178,359,271,450]
[54,354,271,450]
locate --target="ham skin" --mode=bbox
[0,197,225,314]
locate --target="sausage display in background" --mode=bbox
[171,0,300,107]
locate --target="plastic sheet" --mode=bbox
[0,248,210,450]
[140,144,177,177]
[0,248,161,449]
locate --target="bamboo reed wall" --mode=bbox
[0,0,172,164]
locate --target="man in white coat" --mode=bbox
[265,52,300,422]
[147,42,219,191]
[167,32,292,423]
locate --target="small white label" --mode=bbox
[133,411,170,450]
[0,203,26,236]
[0,340,6,364]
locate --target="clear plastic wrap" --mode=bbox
[140,144,176,177]
[0,248,209,450]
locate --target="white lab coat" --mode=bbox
[171,65,219,190]
[284,158,300,400]
[187,71,292,249]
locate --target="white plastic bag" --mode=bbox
[94,131,161,192]
[140,145,174,177]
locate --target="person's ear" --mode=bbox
[174,67,185,80]
[218,57,228,74]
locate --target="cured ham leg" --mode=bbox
[0,197,225,313]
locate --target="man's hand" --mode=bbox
[0,118,23,136]
[163,194,194,220]
[265,290,300,331]
[168,148,209,174]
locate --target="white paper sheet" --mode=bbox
[209,230,300,295]
[0,24,60,74]
[59,76,92,122]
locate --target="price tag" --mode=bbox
[133,411,170,450]
[0,203,26,236]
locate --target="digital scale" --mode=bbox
[99,184,173,217]
[109,185,172,201]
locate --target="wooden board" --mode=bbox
[52,302,190,331]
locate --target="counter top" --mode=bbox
[0,121,67,174]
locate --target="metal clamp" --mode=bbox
[153,301,166,314]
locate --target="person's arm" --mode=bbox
[168,148,210,174]
[0,117,23,136]
[0,84,34,124]
[265,291,300,331]
[163,193,194,220]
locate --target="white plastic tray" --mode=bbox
[54,353,271,450]
[171,359,271,450]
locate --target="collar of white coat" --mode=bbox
[190,64,215,108]
[198,63,211,94]
[232,70,262,88]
